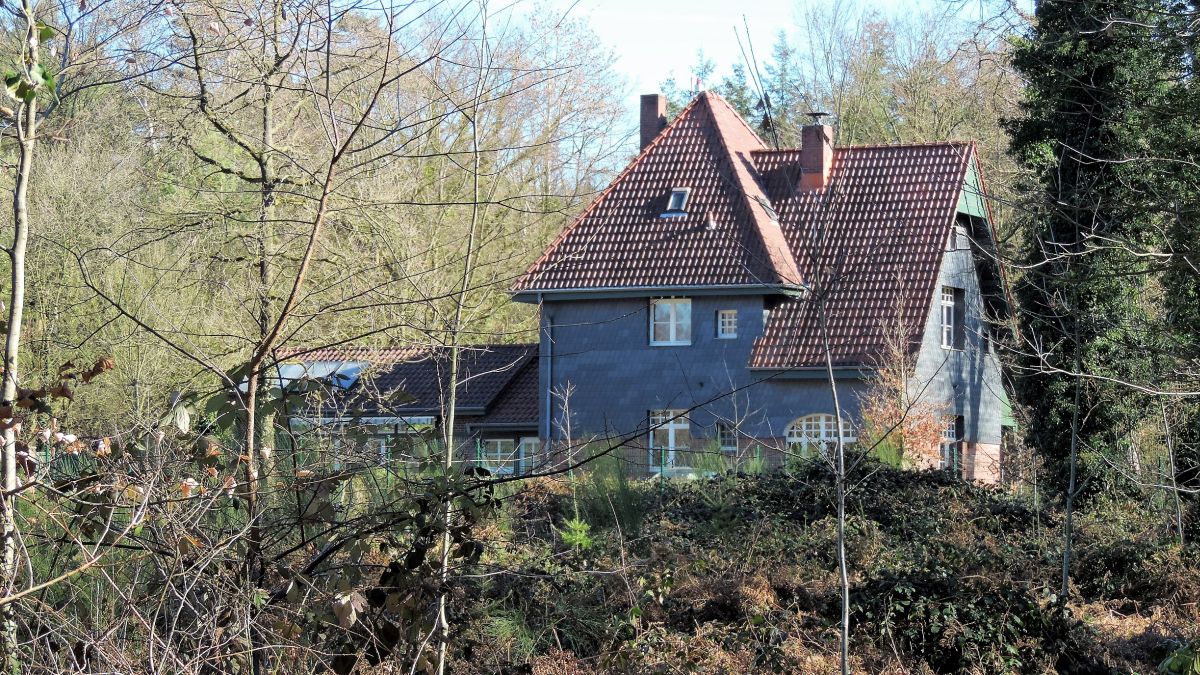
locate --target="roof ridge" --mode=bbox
[701,91,770,147]
[751,140,976,154]
[278,343,535,361]
[511,95,709,292]
[701,94,804,287]
[839,140,975,150]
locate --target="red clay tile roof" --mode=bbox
[512,92,802,292]
[513,91,981,368]
[751,142,976,368]
[280,344,537,420]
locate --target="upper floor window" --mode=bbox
[650,297,691,346]
[716,309,738,339]
[941,286,965,350]
[663,187,691,216]
[785,414,856,459]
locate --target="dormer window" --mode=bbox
[662,187,690,217]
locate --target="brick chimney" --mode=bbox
[799,114,834,191]
[640,94,667,150]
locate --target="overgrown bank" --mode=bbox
[450,461,1200,674]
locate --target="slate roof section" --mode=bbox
[512,92,802,293]
[469,355,539,427]
[279,344,537,420]
[750,142,976,368]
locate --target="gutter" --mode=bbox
[512,283,807,303]
[541,292,553,442]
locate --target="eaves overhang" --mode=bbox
[512,282,807,303]
[746,365,879,379]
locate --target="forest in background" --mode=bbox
[0,0,1196,672]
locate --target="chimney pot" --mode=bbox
[799,122,834,191]
[640,94,667,150]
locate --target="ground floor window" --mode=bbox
[717,423,738,453]
[479,438,518,475]
[649,410,691,471]
[940,416,963,473]
[785,414,856,459]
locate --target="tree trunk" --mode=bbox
[1160,400,1185,547]
[1,4,39,665]
[817,299,851,675]
[1059,340,1082,604]
[436,8,489,671]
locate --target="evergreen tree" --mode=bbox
[1006,0,1187,500]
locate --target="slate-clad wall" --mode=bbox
[539,294,869,460]
[912,241,1007,449]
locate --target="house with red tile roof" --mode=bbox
[511,92,1011,482]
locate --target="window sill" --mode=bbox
[650,341,691,347]
[716,335,737,340]
[659,211,687,219]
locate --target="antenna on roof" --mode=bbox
[807,111,831,125]
[735,15,781,150]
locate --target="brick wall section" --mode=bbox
[963,442,1001,483]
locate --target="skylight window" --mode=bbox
[662,187,690,216]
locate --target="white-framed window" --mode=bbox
[479,438,522,475]
[941,286,964,350]
[717,423,737,453]
[649,409,691,471]
[716,309,738,339]
[650,297,691,346]
[665,187,691,213]
[940,416,962,473]
[518,436,539,471]
[785,414,856,459]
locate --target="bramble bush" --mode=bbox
[451,458,1199,674]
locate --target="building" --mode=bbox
[509,92,1010,482]
[280,344,538,475]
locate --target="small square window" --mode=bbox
[716,309,737,339]
[664,187,690,215]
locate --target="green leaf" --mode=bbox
[4,73,22,100]
[30,64,52,91]
[162,405,191,433]
[36,23,53,43]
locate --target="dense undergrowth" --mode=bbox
[446,459,1200,674]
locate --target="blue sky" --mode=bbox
[535,0,1013,145]
[572,0,800,95]
[556,0,1007,92]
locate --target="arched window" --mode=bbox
[786,414,856,458]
